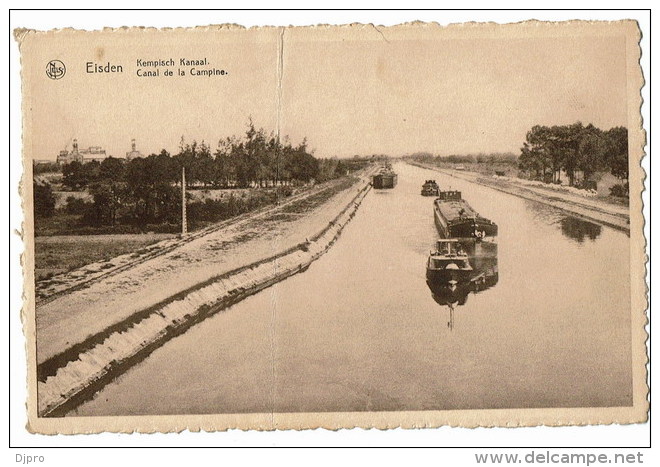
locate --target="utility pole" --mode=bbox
[276,141,280,205]
[181,166,187,235]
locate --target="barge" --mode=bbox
[421,180,440,196]
[433,190,498,240]
[372,166,398,189]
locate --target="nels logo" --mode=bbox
[46,60,66,80]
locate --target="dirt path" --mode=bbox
[408,161,630,233]
[36,174,372,366]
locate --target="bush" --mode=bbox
[186,191,278,226]
[64,196,92,215]
[33,162,61,175]
[610,183,629,197]
[277,186,294,198]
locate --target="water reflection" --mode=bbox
[524,200,603,243]
[426,241,499,330]
[560,217,602,243]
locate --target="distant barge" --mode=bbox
[421,180,440,196]
[372,166,398,189]
[433,190,498,240]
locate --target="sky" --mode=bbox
[22,23,631,160]
[281,32,629,158]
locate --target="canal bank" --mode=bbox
[407,161,630,234]
[37,179,372,417]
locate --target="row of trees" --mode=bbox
[518,123,628,189]
[36,121,356,229]
[61,121,335,192]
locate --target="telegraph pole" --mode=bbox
[181,166,187,235]
[275,140,280,205]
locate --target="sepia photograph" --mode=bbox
[13,16,648,435]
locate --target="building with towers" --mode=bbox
[56,139,108,164]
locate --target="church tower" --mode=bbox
[72,138,83,162]
[126,138,143,160]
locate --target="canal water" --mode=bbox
[70,162,632,416]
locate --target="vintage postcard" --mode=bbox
[16,20,647,434]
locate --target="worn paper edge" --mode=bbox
[15,19,649,434]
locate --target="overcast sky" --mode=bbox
[23,23,631,160]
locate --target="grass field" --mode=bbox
[35,233,175,279]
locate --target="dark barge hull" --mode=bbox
[421,188,439,196]
[373,173,398,189]
[425,267,473,284]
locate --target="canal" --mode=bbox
[69,162,632,416]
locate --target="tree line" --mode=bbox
[407,151,518,165]
[518,123,628,192]
[60,120,339,192]
[35,121,359,231]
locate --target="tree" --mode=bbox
[213,138,235,187]
[334,160,346,177]
[87,182,124,225]
[100,156,126,181]
[153,150,178,186]
[125,157,152,223]
[194,141,215,187]
[61,161,86,190]
[61,160,102,190]
[605,126,629,181]
[285,139,318,183]
[34,181,56,218]
[81,160,101,184]
[577,124,607,182]
[519,142,544,179]
[242,120,263,187]
[555,122,584,186]
[125,154,180,225]
[519,126,554,181]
